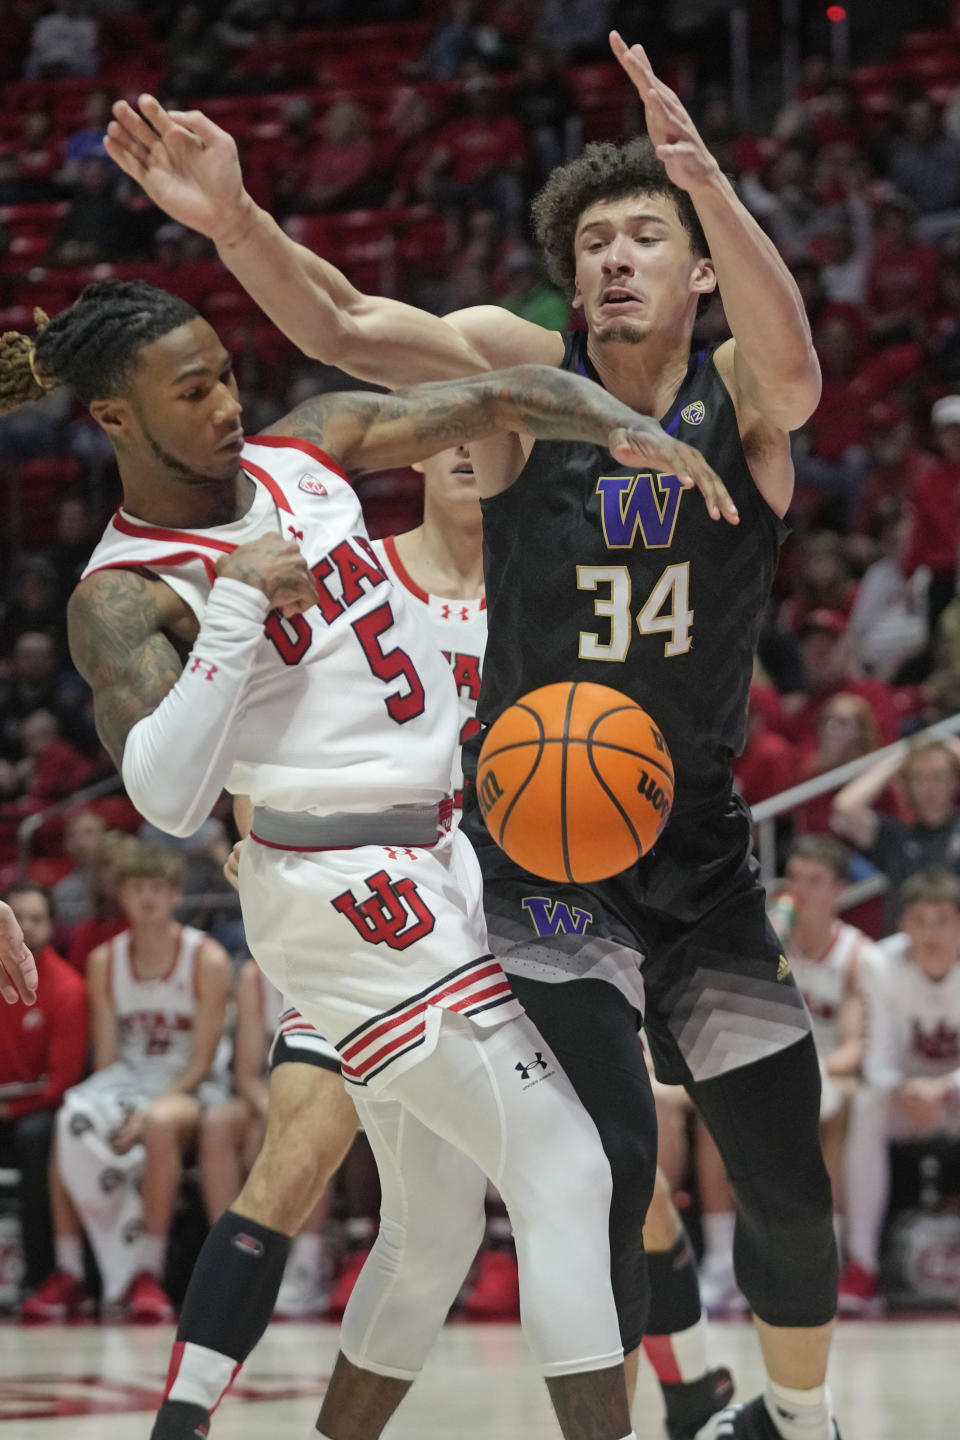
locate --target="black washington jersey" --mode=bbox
[469,334,787,817]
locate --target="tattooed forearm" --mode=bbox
[274,364,663,473]
[68,573,184,769]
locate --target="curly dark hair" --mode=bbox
[531,138,709,296]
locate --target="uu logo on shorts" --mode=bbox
[298,472,328,496]
[332,870,437,951]
[680,400,705,425]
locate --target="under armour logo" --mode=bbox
[287,525,304,541]
[441,604,471,622]
[189,657,218,681]
[383,846,419,861]
[332,869,437,951]
[515,1052,548,1081]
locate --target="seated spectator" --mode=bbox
[697,835,879,1313]
[794,693,880,834]
[408,0,487,81]
[731,682,797,807]
[780,531,857,633]
[48,157,138,267]
[888,97,960,220]
[0,885,86,1308]
[779,609,900,750]
[164,2,225,103]
[427,74,527,235]
[807,191,873,308]
[0,709,94,815]
[18,112,61,200]
[929,259,960,384]
[66,829,129,975]
[0,631,93,764]
[832,737,960,934]
[21,842,231,1323]
[298,101,379,214]
[1,557,66,657]
[740,144,818,261]
[847,499,929,682]
[498,246,568,331]
[867,198,941,346]
[137,816,241,953]
[850,398,930,542]
[59,89,111,188]
[23,0,99,80]
[900,395,960,636]
[840,868,960,1313]
[513,44,579,183]
[534,0,612,62]
[52,807,108,932]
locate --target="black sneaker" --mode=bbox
[691,1395,843,1439]
[664,1366,735,1440]
[150,1400,210,1439]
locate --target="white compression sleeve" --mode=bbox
[121,577,271,837]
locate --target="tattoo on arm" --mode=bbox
[268,365,657,472]
[67,572,184,770]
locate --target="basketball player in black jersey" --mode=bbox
[107,33,841,1440]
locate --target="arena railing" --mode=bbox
[14,772,124,884]
[750,711,960,891]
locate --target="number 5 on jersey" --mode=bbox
[577,563,693,661]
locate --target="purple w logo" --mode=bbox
[597,473,685,549]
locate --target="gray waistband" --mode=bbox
[251,801,449,850]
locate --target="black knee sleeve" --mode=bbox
[510,976,657,1352]
[176,1209,291,1358]
[690,1035,837,1328]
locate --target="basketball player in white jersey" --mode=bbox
[840,867,960,1314]
[162,439,730,1437]
[1,278,729,1440]
[696,836,878,1314]
[21,840,231,1323]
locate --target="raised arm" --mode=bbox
[611,34,821,436]
[831,747,906,850]
[104,96,558,386]
[273,363,739,521]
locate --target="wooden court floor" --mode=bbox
[0,1316,954,1439]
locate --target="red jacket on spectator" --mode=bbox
[732,729,797,807]
[868,232,940,323]
[901,456,960,578]
[67,916,127,975]
[0,947,87,1120]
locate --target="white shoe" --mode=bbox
[274,1257,328,1318]
[699,1257,749,1317]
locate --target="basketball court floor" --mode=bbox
[0,1316,953,1439]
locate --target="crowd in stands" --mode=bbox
[3,0,960,1321]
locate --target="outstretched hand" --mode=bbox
[104,94,249,244]
[0,901,37,1005]
[610,31,721,194]
[607,426,739,524]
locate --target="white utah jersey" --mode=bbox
[371,534,486,810]
[866,935,960,1086]
[110,924,207,1076]
[788,921,880,1057]
[81,437,460,816]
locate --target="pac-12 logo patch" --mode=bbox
[298,472,328,496]
[680,400,705,425]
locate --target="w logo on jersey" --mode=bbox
[521,896,593,938]
[332,870,437,950]
[597,472,685,549]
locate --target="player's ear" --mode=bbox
[411,460,426,475]
[90,396,133,440]
[571,273,584,311]
[691,256,716,296]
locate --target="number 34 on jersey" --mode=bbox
[578,471,693,662]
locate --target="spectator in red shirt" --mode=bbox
[901,394,960,634]
[428,74,527,234]
[0,710,94,817]
[781,531,858,634]
[297,100,379,214]
[780,609,901,750]
[0,885,87,1301]
[794,692,881,834]
[732,684,797,807]
[851,398,930,540]
[66,830,128,975]
[867,199,941,345]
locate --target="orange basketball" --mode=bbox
[476,681,674,884]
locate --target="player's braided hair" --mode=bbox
[531,137,710,296]
[0,279,199,415]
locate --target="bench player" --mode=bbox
[105,32,840,1440]
[0,276,728,1440]
[155,441,731,1440]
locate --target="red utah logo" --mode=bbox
[299,473,328,496]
